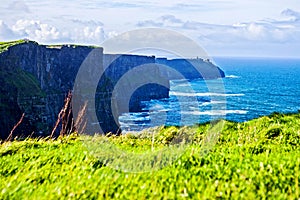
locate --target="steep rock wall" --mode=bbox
[0,41,171,138]
[96,54,169,134]
[0,41,98,138]
[0,41,225,139]
[156,58,225,80]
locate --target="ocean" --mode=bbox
[119,57,300,132]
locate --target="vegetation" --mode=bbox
[46,44,99,49]
[0,40,28,53]
[0,40,99,53]
[0,112,299,199]
[0,67,46,133]
[1,68,44,97]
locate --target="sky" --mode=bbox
[0,0,300,58]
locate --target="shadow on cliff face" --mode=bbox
[0,41,95,139]
[0,67,48,140]
[93,55,170,135]
[0,103,36,140]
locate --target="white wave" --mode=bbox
[189,106,198,110]
[226,75,240,78]
[148,108,171,113]
[119,122,148,126]
[201,102,211,106]
[156,109,171,112]
[202,101,227,106]
[149,104,164,110]
[211,100,227,104]
[119,114,150,121]
[169,92,244,97]
[181,110,248,116]
[134,116,150,121]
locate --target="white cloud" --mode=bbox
[107,31,119,38]
[137,9,300,44]
[137,20,163,27]
[72,26,105,44]
[0,19,107,44]
[70,19,104,27]
[0,20,16,40]
[281,9,300,21]
[11,20,61,42]
[160,15,183,24]
[0,4,299,57]
[137,15,183,27]
[134,8,300,57]
[7,0,30,13]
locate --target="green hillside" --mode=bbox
[0,112,299,199]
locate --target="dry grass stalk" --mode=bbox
[74,101,88,134]
[6,113,25,142]
[50,91,74,138]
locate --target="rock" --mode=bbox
[0,41,169,138]
[156,57,225,80]
[0,40,225,139]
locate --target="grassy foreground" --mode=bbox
[1,113,300,199]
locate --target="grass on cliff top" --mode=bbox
[0,40,27,53]
[0,112,300,199]
[0,40,100,53]
[46,44,100,49]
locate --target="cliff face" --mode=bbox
[0,41,97,138]
[0,41,170,138]
[0,40,225,139]
[102,54,170,110]
[95,54,169,134]
[156,58,225,80]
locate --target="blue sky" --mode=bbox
[0,0,300,57]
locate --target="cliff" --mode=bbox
[0,41,170,138]
[0,40,225,139]
[0,41,97,138]
[96,54,169,134]
[156,58,225,80]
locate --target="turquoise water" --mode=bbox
[119,57,300,132]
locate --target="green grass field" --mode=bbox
[0,112,299,199]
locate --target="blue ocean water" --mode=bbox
[119,57,300,132]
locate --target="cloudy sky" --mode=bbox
[0,0,300,57]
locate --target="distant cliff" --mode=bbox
[0,40,225,139]
[156,58,225,80]
[96,54,170,134]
